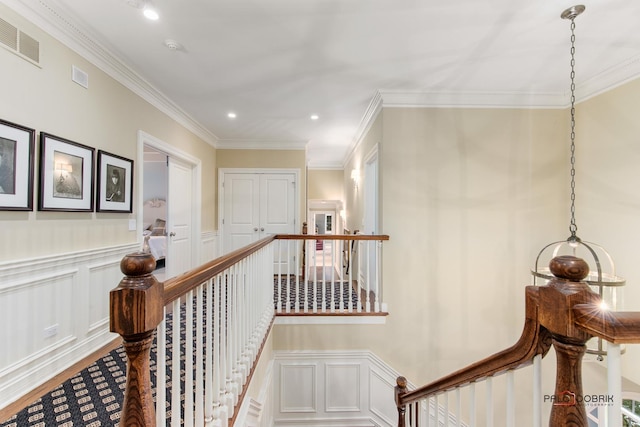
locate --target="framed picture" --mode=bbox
[39,133,94,212]
[0,119,35,210]
[96,150,133,213]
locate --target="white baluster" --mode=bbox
[456,388,462,427]
[156,310,167,426]
[432,395,438,426]
[294,240,300,313]
[375,240,381,312]
[205,279,214,425]
[195,286,204,424]
[213,275,222,423]
[171,298,181,427]
[348,239,353,313]
[485,377,493,426]
[443,392,449,427]
[469,382,476,427]
[285,240,291,313]
[365,240,371,312]
[533,354,542,427]
[607,342,622,427]
[506,370,514,427]
[184,290,194,427]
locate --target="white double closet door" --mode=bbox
[221,171,297,272]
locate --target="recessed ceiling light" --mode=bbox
[164,39,180,50]
[310,114,319,120]
[227,112,237,119]
[143,6,159,20]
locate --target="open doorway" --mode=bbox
[142,145,168,279]
[308,200,343,277]
[137,131,201,280]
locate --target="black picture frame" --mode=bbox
[38,132,95,212]
[0,119,35,211]
[96,150,133,213]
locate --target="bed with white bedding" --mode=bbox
[143,198,167,261]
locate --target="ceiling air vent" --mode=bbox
[0,17,40,66]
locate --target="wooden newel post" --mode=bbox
[395,376,408,427]
[110,252,163,427]
[538,255,600,427]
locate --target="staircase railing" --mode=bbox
[274,234,389,315]
[395,255,640,427]
[109,233,389,426]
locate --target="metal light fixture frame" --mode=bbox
[531,5,625,360]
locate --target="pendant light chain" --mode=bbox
[568,17,578,240]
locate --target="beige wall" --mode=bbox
[343,114,383,232]
[216,149,307,225]
[275,107,568,389]
[578,77,640,385]
[0,4,216,261]
[307,169,344,202]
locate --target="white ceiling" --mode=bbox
[10,0,640,167]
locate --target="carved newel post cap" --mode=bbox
[111,251,162,336]
[549,255,589,282]
[120,251,156,277]
[396,376,407,388]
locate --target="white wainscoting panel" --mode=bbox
[280,364,317,413]
[87,258,124,333]
[201,230,218,264]
[273,351,410,427]
[0,243,138,409]
[325,363,361,412]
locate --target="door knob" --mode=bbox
[254,227,258,232]
[169,232,176,237]
[260,227,265,232]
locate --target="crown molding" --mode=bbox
[378,90,567,109]
[5,0,219,147]
[342,91,383,168]
[216,139,307,150]
[578,53,640,103]
[307,165,344,171]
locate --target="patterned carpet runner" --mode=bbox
[1,278,362,426]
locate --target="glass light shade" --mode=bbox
[532,237,625,360]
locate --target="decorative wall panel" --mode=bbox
[280,364,317,413]
[273,351,407,426]
[325,363,360,412]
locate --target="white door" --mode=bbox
[260,174,295,236]
[261,174,296,273]
[222,172,296,270]
[223,173,260,252]
[166,157,193,278]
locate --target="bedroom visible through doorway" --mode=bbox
[143,145,168,280]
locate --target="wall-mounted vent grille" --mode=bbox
[0,17,40,66]
[19,31,39,63]
[0,18,18,50]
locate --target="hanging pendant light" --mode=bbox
[531,5,625,361]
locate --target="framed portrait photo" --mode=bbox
[96,150,133,213]
[39,133,95,212]
[0,119,35,210]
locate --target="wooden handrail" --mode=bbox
[395,255,640,427]
[275,234,389,241]
[397,286,552,405]
[573,305,640,344]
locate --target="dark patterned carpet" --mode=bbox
[1,278,365,426]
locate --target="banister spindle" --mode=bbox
[110,251,163,427]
